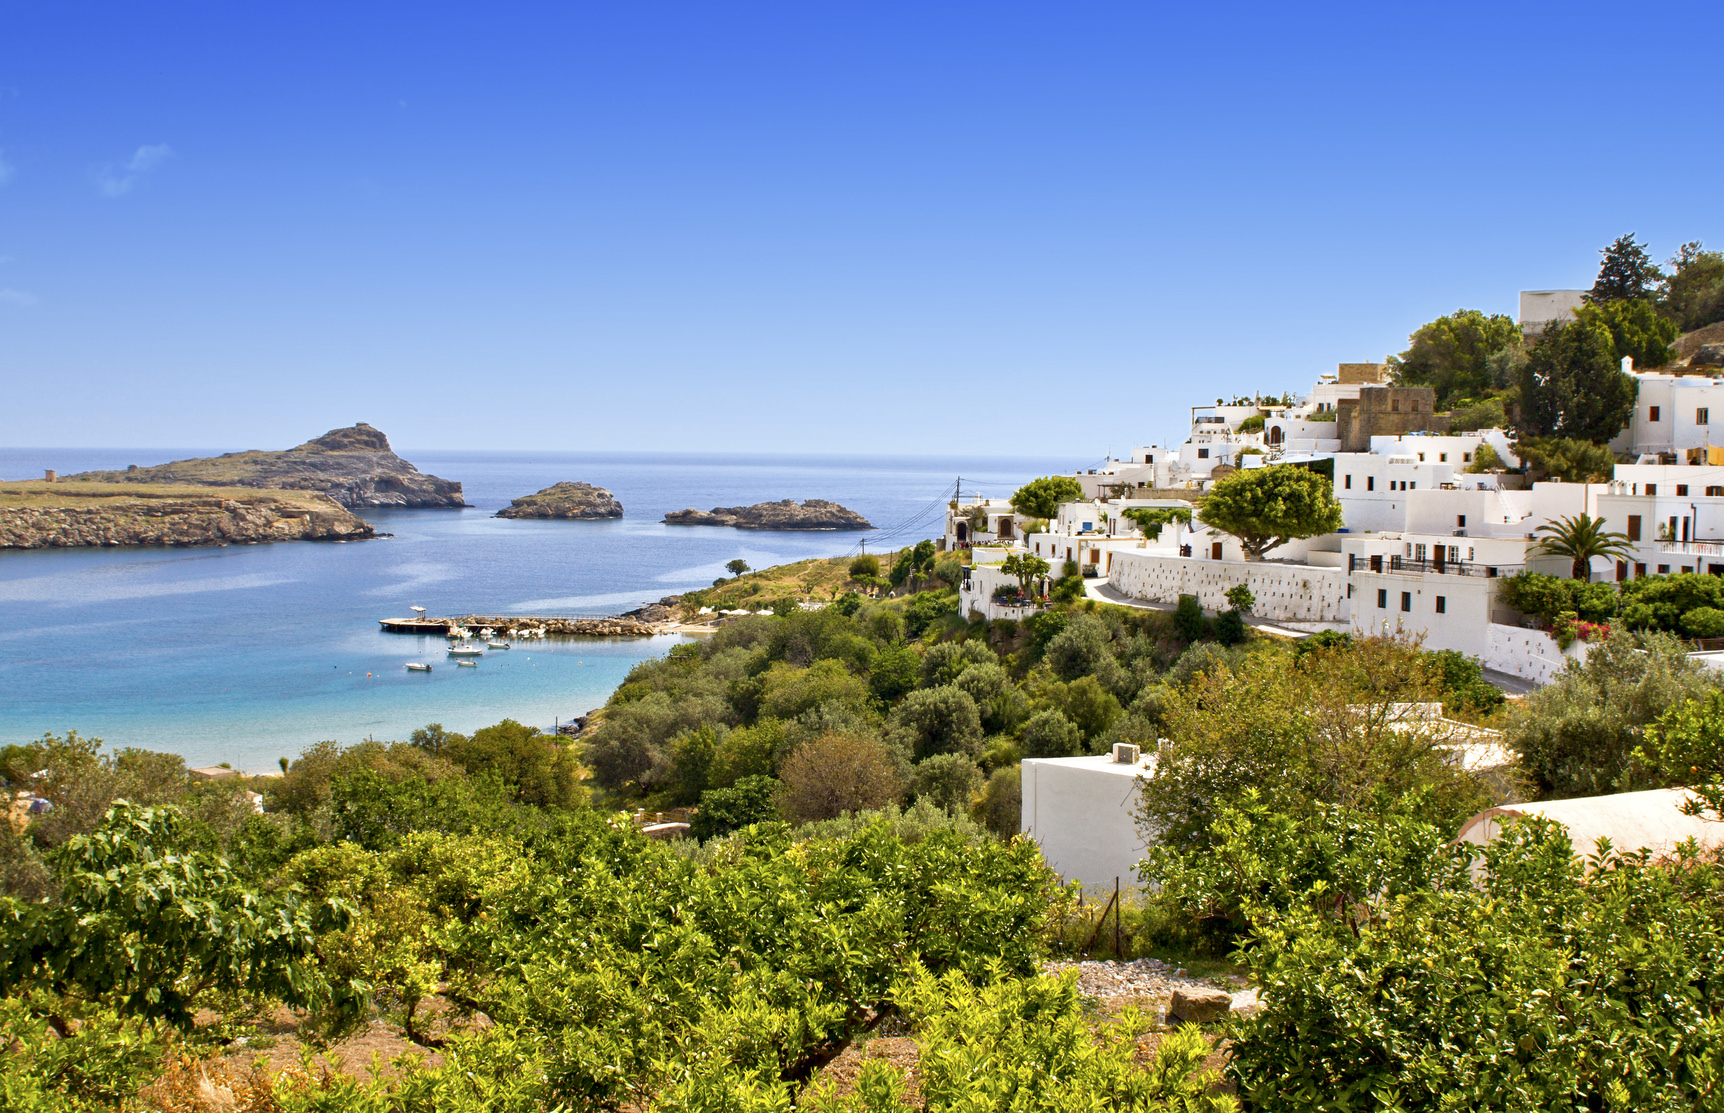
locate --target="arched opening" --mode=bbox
[1268,425,1283,445]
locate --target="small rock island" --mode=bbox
[663,499,872,530]
[67,423,465,509]
[495,482,624,520]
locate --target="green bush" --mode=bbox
[690,775,780,840]
[910,753,984,813]
[1019,708,1083,758]
[1681,605,1724,638]
[1173,594,1208,642]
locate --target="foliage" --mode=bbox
[1140,637,1490,856]
[1448,395,1508,433]
[847,554,879,580]
[1464,440,1504,471]
[919,639,995,688]
[1511,435,1615,483]
[1587,231,1664,303]
[1515,318,1636,443]
[1640,689,1724,820]
[1387,308,1524,409]
[1235,414,1264,433]
[900,589,959,639]
[999,551,1051,595]
[1502,629,1718,798]
[0,802,354,1034]
[1223,812,1724,1111]
[689,775,780,840]
[1161,599,1205,650]
[1422,649,1505,715]
[1122,505,1193,541]
[776,732,904,824]
[908,753,984,814]
[1197,465,1343,561]
[726,559,751,578]
[1496,570,1618,624]
[1049,564,1086,604]
[1531,512,1635,581]
[974,766,1021,837]
[1008,475,1084,520]
[0,999,170,1110]
[1575,296,1677,369]
[1213,609,1247,645]
[1224,583,1254,615]
[887,686,984,761]
[1662,240,1724,331]
[1019,708,1083,758]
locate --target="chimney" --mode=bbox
[44,470,56,483]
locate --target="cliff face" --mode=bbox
[66,423,465,509]
[0,486,376,549]
[663,499,873,530]
[495,482,624,519]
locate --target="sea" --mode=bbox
[0,449,1074,772]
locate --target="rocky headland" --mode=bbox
[66,423,465,509]
[0,483,376,549]
[495,482,624,520]
[663,499,872,530]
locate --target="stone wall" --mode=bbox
[1109,552,1349,622]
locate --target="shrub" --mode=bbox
[909,753,984,813]
[690,775,780,840]
[848,554,880,580]
[919,640,996,688]
[1682,605,1724,639]
[1019,709,1083,758]
[1173,594,1208,642]
[887,686,985,761]
[706,719,783,788]
[1044,613,1113,681]
[776,732,904,824]
[1213,609,1247,645]
[868,642,920,702]
[974,766,1022,837]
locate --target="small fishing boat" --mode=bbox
[456,659,478,667]
[406,662,433,673]
[447,643,484,657]
[486,640,510,649]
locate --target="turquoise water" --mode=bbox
[0,450,1069,771]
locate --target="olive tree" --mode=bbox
[1197,465,1343,561]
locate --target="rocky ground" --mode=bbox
[0,485,376,548]
[663,498,872,530]
[1042,958,1258,1018]
[495,481,624,519]
[66,423,465,509]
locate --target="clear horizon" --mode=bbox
[3,1,1721,455]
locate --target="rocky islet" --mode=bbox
[494,482,624,520]
[663,498,872,530]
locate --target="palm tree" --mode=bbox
[1532,513,1635,581]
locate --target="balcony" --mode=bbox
[1658,540,1724,558]
[1352,555,1524,578]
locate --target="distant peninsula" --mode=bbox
[663,499,872,530]
[0,482,375,549]
[65,423,465,510]
[495,482,624,520]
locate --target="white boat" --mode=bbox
[486,640,510,649]
[455,659,479,668]
[406,662,432,672]
[447,644,484,657]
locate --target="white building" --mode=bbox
[1519,290,1585,336]
[1020,751,1156,892]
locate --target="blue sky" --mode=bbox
[2,2,1720,456]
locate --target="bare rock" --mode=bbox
[663,499,872,531]
[0,486,376,549]
[495,482,624,520]
[1166,987,1233,1025]
[1694,343,1724,368]
[65,423,465,509]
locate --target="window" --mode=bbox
[1627,515,1641,541]
[1678,486,1689,497]
[1659,564,1671,574]
[1435,596,1446,614]
[1367,476,1375,491]
[1345,474,1352,489]
[1440,452,1448,462]
[1448,545,1460,562]
[1211,542,1223,560]
[1635,563,1646,578]
[1418,452,1425,461]
[1392,399,1401,413]
[1710,487,1724,497]
[1414,543,1427,561]
[1409,481,1416,490]
[1457,514,1467,528]
[1617,561,1628,583]
[1377,588,1387,608]
[1700,408,1710,425]
[1197,448,1209,459]
[1647,484,1657,496]
[1400,592,1412,612]
[1463,452,1472,463]
[1650,406,1662,422]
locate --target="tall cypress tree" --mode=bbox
[1515,318,1635,443]
[1587,233,1663,303]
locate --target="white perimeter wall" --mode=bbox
[1110,551,1349,622]
[1021,757,1153,893]
[1484,624,1592,684]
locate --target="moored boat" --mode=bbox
[486,639,510,649]
[447,643,484,657]
[456,659,479,667]
[406,662,432,672]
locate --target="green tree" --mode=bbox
[848,554,880,580]
[776,731,903,824]
[1662,241,1724,331]
[1009,475,1084,520]
[1587,232,1664,303]
[1225,583,1254,615]
[909,753,983,813]
[1575,297,1678,369]
[1465,442,1505,472]
[0,802,353,1033]
[1387,309,1524,409]
[999,552,1051,595]
[1197,465,1343,561]
[887,685,984,761]
[689,775,780,840]
[1511,436,1615,483]
[1122,505,1192,541]
[1641,689,1724,820]
[443,718,582,809]
[1504,630,1717,799]
[1019,708,1083,758]
[726,559,750,578]
[1515,318,1636,442]
[1532,513,1635,581]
